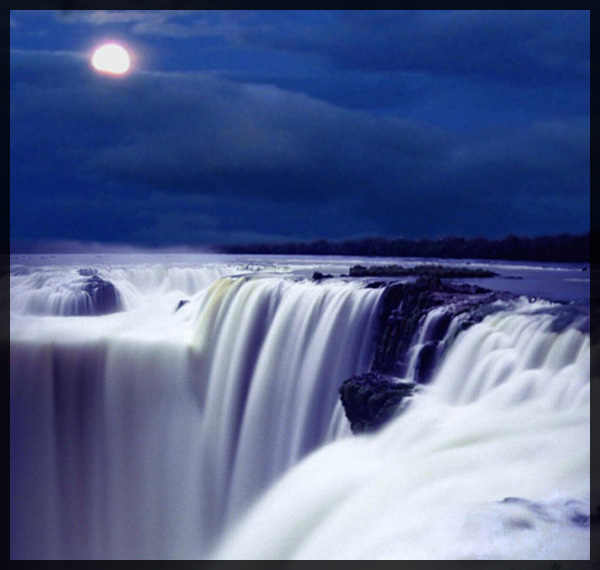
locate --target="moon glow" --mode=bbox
[91,44,131,75]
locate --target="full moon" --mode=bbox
[91,43,131,75]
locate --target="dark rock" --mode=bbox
[348,264,498,279]
[78,268,97,277]
[569,513,590,526]
[175,299,190,312]
[339,372,415,433]
[413,341,438,384]
[340,276,517,434]
[372,278,514,378]
[81,276,121,315]
[312,271,334,281]
[364,281,386,289]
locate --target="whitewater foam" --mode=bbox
[11,268,382,558]
[9,257,591,560]
[211,301,590,560]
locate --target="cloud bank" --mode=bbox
[10,10,590,246]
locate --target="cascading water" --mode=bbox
[9,256,591,560]
[10,262,382,559]
[190,277,381,541]
[212,300,590,560]
[9,261,237,315]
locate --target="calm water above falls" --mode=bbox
[9,254,591,560]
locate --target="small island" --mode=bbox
[347,264,498,279]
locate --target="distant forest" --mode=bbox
[219,233,591,263]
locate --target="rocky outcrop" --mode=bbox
[372,276,514,379]
[349,264,498,278]
[339,372,415,433]
[339,275,516,433]
[80,273,121,315]
[312,272,334,281]
[77,268,97,277]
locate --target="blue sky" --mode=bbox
[10,10,590,247]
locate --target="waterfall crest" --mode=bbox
[9,262,238,315]
[10,259,590,560]
[10,273,382,559]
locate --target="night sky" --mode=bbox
[10,10,590,249]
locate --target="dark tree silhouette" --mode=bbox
[220,233,590,263]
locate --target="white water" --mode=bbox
[9,261,239,315]
[212,301,590,560]
[9,257,591,560]
[10,263,381,559]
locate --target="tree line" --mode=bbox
[219,232,591,263]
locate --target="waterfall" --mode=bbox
[9,262,238,315]
[10,258,590,560]
[10,271,382,559]
[211,299,590,560]
[184,277,383,541]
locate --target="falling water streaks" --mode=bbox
[10,266,589,559]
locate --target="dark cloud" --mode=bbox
[244,10,590,82]
[11,50,449,197]
[16,10,590,83]
[57,10,239,39]
[9,11,590,245]
[92,82,450,204]
[218,69,429,111]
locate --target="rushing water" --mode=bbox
[213,304,590,560]
[9,254,591,560]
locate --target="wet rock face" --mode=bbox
[312,272,333,281]
[372,276,514,379]
[340,276,516,433]
[77,268,97,277]
[339,372,415,434]
[412,341,438,384]
[81,275,121,315]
